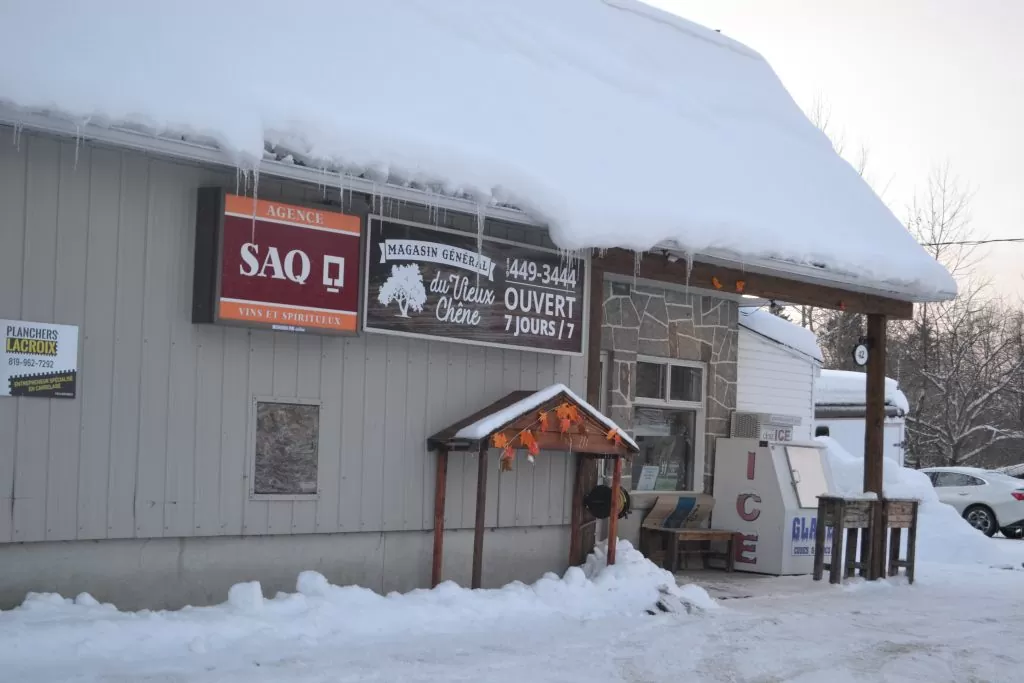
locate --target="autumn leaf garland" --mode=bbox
[489,401,625,471]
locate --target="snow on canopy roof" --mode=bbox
[816,369,910,414]
[738,307,822,362]
[0,0,955,300]
[452,383,639,451]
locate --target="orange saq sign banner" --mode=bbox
[192,190,362,334]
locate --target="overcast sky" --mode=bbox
[648,0,1023,300]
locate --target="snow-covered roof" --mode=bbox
[453,383,639,451]
[738,307,823,362]
[995,463,1024,478]
[0,0,955,301]
[816,369,910,414]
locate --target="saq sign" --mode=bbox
[193,192,361,334]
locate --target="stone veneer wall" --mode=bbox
[600,281,738,493]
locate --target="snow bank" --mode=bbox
[816,369,911,414]
[738,307,822,361]
[0,541,714,669]
[819,437,1022,568]
[0,0,954,299]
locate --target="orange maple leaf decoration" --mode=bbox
[500,445,515,472]
[555,403,581,425]
[605,428,624,447]
[735,280,746,294]
[523,431,540,457]
[559,418,572,434]
[711,276,723,290]
[538,411,550,431]
[492,433,509,449]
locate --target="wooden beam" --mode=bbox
[472,445,488,589]
[864,313,888,579]
[529,431,627,455]
[607,455,622,566]
[431,448,448,588]
[569,453,584,566]
[598,249,914,320]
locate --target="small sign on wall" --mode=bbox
[2,319,78,398]
[635,465,660,491]
[192,190,363,335]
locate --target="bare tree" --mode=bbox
[906,164,982,281]
[902,296,1024,466]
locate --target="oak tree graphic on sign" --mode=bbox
[378,263,427,318]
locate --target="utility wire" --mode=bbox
[921,238,1024,247]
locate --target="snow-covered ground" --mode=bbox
[5,442,1023,683]
[3,552,1023,682]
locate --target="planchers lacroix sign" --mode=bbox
[193,191,362,334]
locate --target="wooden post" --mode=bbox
[582,260,605,560]
[607,455,622,566]
[888,527,902,578]
[812,498,827,581]
[569,453,585,566]
[864,313,887,580]
[829,500,845,585]
[431,448,449,588]
[907,501,919,584]
[860,520,872,577]
[471,444,488,589]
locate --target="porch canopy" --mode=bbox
[427,384,639,589]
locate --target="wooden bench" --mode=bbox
[638,493,735,573]
[640,528,737,572]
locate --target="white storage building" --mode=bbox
[736,307,823,442]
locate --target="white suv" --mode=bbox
[922,467,1024,538]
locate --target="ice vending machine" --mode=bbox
[713,436,835,575]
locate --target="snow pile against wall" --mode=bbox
[819,437,1023,568]
[0,542,716,678]
[817,369,910,414]
[738,307,822,361]
[0,0,954,299]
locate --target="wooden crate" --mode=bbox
[819,496,874,528]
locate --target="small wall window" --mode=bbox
[251,398,321,498]
[634,356,705,408]
[632,408,697,491]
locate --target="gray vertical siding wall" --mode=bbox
[0,128,585,545]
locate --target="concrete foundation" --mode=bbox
[0,526,569,610]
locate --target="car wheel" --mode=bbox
[1000,527,1024,539]
[964,505,998,537]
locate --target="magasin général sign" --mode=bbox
[363,218,587,355]
[193,192,362,334]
